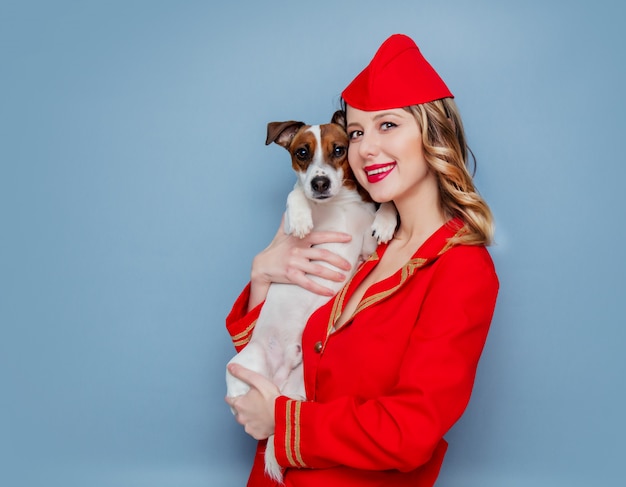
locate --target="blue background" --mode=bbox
[1,1,624,486]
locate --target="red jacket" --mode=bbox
[226,218,499,486]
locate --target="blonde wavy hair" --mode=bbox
[405,98,494,246]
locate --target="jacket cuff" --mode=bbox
[273,396,309,469]
[225,283,264,352]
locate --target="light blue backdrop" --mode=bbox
[1,1,624,486]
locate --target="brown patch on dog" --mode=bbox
[289,129,318,173]
[266,121,307,149]
[266,111,372,202]
[322,118,372,203]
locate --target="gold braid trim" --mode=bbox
[232,336,251,348]
[327,250,380,338]
[352,257,428,316]
[231,320,256,341]
[293,401,306,467]
[284,400,307,468]
[284,400,295,466]
[439,225,466,255]
[326,229,463,331]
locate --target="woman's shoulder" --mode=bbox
[424,244,499,312]
[436,243,498,282]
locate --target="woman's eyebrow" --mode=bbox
[347,111,402,128]
[372,111,400,121]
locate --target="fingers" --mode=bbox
[250,219,355,299]
[283,236,354,295]
[288,271,339,296]
[304,230,352,247]
[227,364,281,400]
[299,261,348,283]
[226,393,273,440]
[227,363,270,392]
[224,396,242,421]
[302,247,352,272]
[225,365,279,441]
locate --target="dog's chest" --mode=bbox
[309,198,375,233]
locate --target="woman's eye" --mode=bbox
[381,122,396,130]
[348,130,362,140]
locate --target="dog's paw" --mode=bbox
[372,222,395,244]
[371,202,397,243]
[285,209,314,238]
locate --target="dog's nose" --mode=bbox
[311,176,330,193]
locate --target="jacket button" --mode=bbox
[313,341,323,353]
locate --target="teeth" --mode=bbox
[366,164,394,176]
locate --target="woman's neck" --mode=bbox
[392,184,446,249]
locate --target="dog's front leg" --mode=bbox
[371,201,398,243]
[284,184,313,238]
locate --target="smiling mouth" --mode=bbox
[365,163,396,183]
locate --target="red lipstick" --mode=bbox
[365,162,396,183]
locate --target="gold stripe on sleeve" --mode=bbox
[293,401,306,467]
[283,400,307,468]
[284,400,296,466]
[231,320,257,341]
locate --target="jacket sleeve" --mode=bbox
[225,283,264,352]
[272,247,499,471]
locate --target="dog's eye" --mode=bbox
[295,148,309,161]
[333,146,346,158]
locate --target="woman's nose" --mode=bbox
[358,132,379,159]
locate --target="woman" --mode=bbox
[225,33,499,487]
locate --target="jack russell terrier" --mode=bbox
[226,110,397,482]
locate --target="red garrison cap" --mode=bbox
[342,34,453,111]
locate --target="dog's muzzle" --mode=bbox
[311,176,331,199]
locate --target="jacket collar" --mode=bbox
[327,217,465,333]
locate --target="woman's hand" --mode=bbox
[248,215,353,310]
[225,364,280,440]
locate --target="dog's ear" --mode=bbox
[266,121,305,149]
[331,110,346,128]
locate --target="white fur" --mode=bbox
[371,201,397,243]
[226,122,396,483]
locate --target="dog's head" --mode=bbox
[266,110,359,201]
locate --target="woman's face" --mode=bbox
[346,106,437,205]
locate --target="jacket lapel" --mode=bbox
[327,218,466,334]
